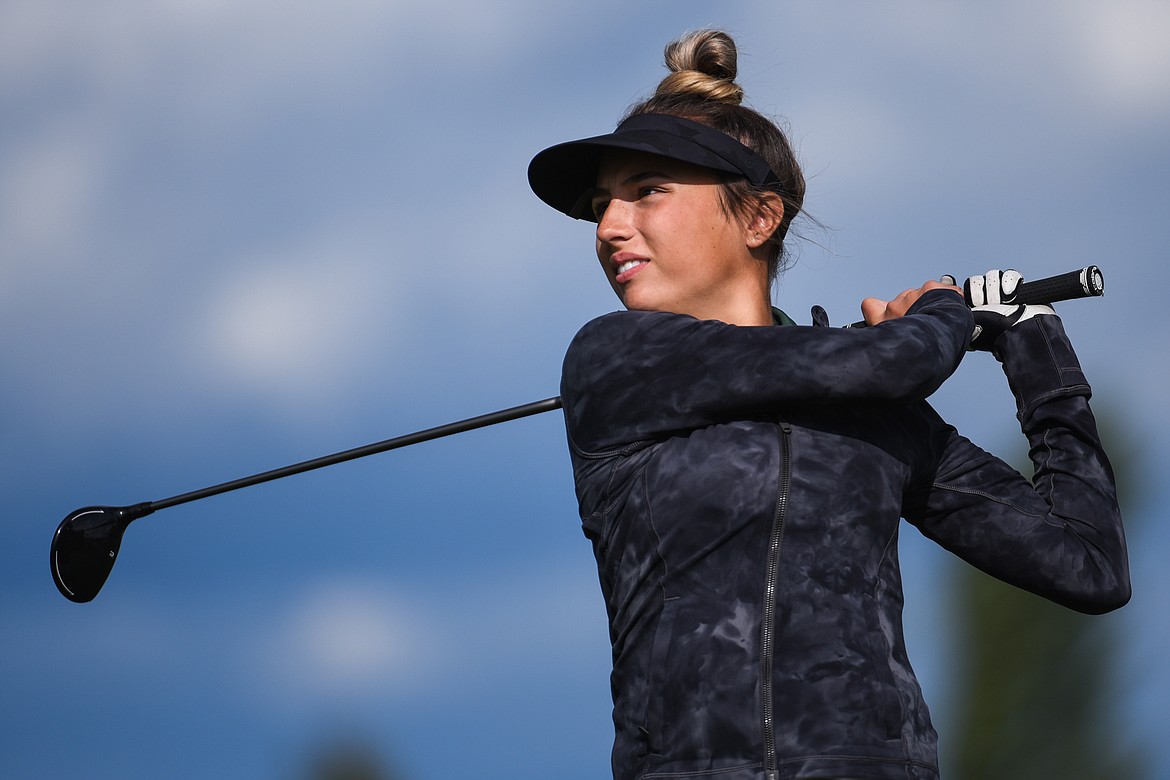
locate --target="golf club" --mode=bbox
[51,396,564,603]
[50,265,1104,604]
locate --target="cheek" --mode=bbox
[680,197,733,239]
[677,211,736,261]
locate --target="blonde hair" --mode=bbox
[656,30,745,105]
[629,30,805,280]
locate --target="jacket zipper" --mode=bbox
[762,421,792,780]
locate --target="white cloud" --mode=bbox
[0,121,113,278]
[243,564,606,710]
[0,0,555,134]
[1067,1,1170,117]
[263,578,438,701]
[755,2,1170,131]
[192,227,399,408]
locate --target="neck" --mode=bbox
[690,298,773,326]
[679,279,773,326]
[696,260,773,325]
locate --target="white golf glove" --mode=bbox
[965,269,1055,351]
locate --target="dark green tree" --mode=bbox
[947,566,1141,779]
[945,410,1146,779]
[299,737,401,780]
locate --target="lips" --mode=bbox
[612,253,649,283]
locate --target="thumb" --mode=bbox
[860,297,887,326]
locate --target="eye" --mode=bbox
[637,185,665,199]
[591,199,610,220]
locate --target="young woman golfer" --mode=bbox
[527,29,1130,780]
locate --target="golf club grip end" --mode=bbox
[1013,266,1104,305]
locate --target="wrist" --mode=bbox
[995,315,1090,424]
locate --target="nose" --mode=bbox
[595,198,634,245]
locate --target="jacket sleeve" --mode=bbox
[903,315,1131,614]
[561,288,972,452]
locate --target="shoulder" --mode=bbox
[564,310,702,368]
[569,309,696,342]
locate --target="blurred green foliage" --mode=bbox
[946,408,1147,779]
[299,738,399,780]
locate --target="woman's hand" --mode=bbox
[860,279,962,326]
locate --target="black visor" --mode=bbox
[527,113,780,221]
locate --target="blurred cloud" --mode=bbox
[261,577,439,703]
[1071,1,1170,116]
[243,565,605,712]
[0,0,543,103]
[0,122,111,270]
[192,225,401,410]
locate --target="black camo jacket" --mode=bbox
[559,289,1130,780]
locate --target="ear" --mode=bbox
[744,193,784,249]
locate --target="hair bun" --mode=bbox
[655,29,743,106]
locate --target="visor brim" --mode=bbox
[527,114,776,221]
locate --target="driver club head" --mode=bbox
[50,503,153,603]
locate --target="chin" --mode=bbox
[621,296,659,313]
[617,287,661,313]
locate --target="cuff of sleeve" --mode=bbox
[906,287,968,316]
[994,315,1091,426]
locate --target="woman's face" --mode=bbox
[590,149,770,324]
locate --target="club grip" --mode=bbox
[847,265,1105,328]
[1008,265,1104,305]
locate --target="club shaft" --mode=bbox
[150,396,564,512]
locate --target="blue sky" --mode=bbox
[2,2,1168,778]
